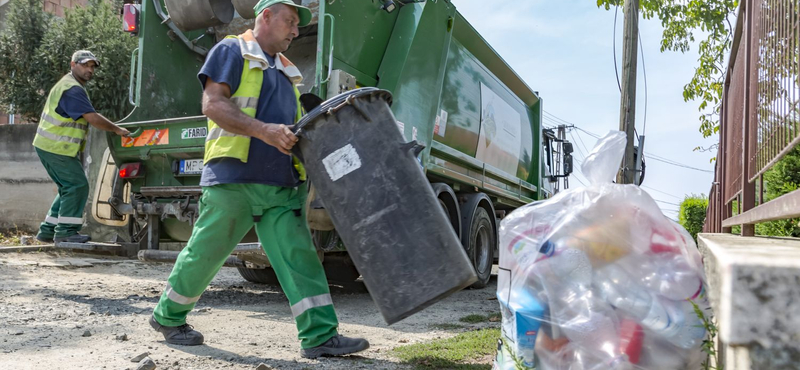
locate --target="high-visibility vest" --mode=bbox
[32,74,90,157]
[204,36,304,180]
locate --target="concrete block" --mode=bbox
[698,233,800,369]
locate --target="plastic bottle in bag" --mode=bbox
[638,252,703,301]
[595,264,706,349]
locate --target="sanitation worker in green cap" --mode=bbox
[148,0,370,359]
[32,50,130,244]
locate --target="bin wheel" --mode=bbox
[236,267,280,286]
[467,207,494,288]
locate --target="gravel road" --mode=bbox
[0,250,499,370]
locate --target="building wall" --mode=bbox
[0,124,55,233]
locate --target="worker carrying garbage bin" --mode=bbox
[147,0,369,359]
[493,131,710,370]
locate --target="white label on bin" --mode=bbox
[397,120,405,134]
[323,144,362,181]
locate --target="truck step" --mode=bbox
[138,249,246,268]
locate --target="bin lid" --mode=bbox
[295,87,393,133]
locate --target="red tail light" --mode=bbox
[119,163,143,179]
[123,4,139,34]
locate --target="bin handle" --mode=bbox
[129,128,143,138]
[321,14,335,85]
[128,47,139,107]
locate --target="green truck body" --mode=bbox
[97,0,558,286]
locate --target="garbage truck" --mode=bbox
[91,0,569,289]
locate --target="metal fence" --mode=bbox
[705,0,800,236]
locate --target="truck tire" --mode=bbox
[431,183,461,240]
[465,207,495,289]
[236,267,280,286]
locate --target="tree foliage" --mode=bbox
[596,0,739,138]
[0,0,53,121]
[679,194,708,240]
[0,0,135,122]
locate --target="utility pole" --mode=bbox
[617,0,639,184]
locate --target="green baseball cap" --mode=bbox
[71,50,100,66]
[254,0,312,27]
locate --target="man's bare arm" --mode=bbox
[202,77,298,155]
[83,112,130,136]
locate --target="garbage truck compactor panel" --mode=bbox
[100,0,554,289]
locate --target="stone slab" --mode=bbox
[698,233,800,350]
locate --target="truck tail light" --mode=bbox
[123,4,140,34]
[119,163,143,179]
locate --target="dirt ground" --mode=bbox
[0,249,500,370]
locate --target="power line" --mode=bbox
[642,185,683,200]
[544,111,714,174]
[570,131,592,158]
[646,156,714,173]
[654,199,682,207]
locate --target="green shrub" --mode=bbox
[756,147,800,237]
[0,0,135,122]
[679,195,708,240]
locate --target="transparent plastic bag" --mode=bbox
[493,131,710,370]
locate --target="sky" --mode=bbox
[452,0,719,220]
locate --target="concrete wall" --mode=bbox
[0,124,56,233]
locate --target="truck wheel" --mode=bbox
[322,253,361,285]
[236,267,280,286]
[466,207,494,288]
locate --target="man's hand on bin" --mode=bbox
[115,127,131,137]
[262,124,298,155]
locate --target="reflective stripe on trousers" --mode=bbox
[291,294,333,318]
[165,283,202,305]
[57,216,83,225]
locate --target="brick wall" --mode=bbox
[43,0,89,17]
[0,112,31,125]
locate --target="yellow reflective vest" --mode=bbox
[204,35,305,180]
[32,73,90,157]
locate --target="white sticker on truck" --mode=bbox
[322,144,362,181]
[181,127,207,139]
[437,109,448,137]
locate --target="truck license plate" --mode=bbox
[179,159,204,175]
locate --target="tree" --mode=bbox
[679,194,708,240]
[596,0,739,139]
[37,0,136,121]
[0,0,135,122]
[0,0,53,122]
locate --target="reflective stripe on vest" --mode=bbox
[32,73,90,157]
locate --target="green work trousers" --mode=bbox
[35,148,89,239]
[152,183,339,349]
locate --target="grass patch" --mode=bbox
[430,323,466,331]
[487,312,502,322]
[392,328,499,369]
[459,314,488,324]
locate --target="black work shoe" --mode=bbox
[300,334,369,359]
[54,234,91,243]
[149,316,204,346]
[36,234,54,243]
